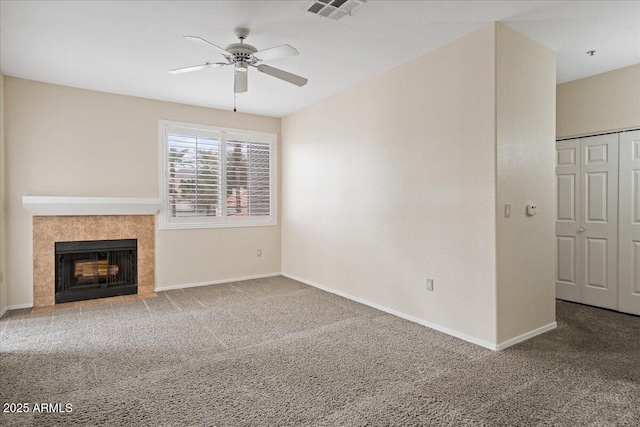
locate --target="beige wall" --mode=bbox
[0,73,6,314]
[557,64,640,138]
[282,25,499,345]
[281,23,557,347]
[4,77,281,307]
[495,24,556,343]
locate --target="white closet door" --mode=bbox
[618,129,640,315]
[580,134,618,310]
[556,139,581,302]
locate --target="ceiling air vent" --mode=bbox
[305,0,365,21]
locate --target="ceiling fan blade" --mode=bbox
[168,62,227,74]
[255,65,308,87]
[253,44,299,62]
[183,35,231,57]
[234,70,248,94]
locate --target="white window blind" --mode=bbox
[167,130,222,220]
[160,121,276,229]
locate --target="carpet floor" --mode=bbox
[1,275,638,426]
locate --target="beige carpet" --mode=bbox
[1,276,638,426]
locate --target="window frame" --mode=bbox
[158,119,277,230]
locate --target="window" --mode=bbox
[159,120,276,229]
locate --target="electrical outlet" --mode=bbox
[426,278,434,291]
[257,249,262,257]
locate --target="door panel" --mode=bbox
[585,238,607,289]
[557,237,576,284]
[580,134,618,310]
[585,172,608,222]
[586,144,608,164]
[634,242,640,294]
[557,147,576,166]
[557,174,576,221]
[556,139,581,302]
[556,134,619,309]
[619,130,640,315]
[634,170,640,223]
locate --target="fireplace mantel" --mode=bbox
[23,196,161,216]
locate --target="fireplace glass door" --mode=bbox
[55,239,137,303]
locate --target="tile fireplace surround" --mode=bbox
[32,215,155,307]
[24,197,160,308]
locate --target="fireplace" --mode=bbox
[29,214,155,308]
[55,239,138,304]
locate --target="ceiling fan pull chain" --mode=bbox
[233,93,237,112]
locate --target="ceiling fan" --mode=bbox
[169,27,308,95]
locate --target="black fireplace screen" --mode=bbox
[55,239,137,304]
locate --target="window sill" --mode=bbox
[158,220,278,230]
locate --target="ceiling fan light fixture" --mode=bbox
[236,61,249,72]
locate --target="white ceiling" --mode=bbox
[1,1,638,117]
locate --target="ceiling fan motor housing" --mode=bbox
[225,43,258,65]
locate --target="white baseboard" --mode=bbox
[282,272,501,351]
[155,272,281,292]
[496,322,557,351]
[0,302,34,318]
[1,273,557,351]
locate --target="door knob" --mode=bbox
[578,227,586,233]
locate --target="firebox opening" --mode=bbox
[55,239,137,304]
